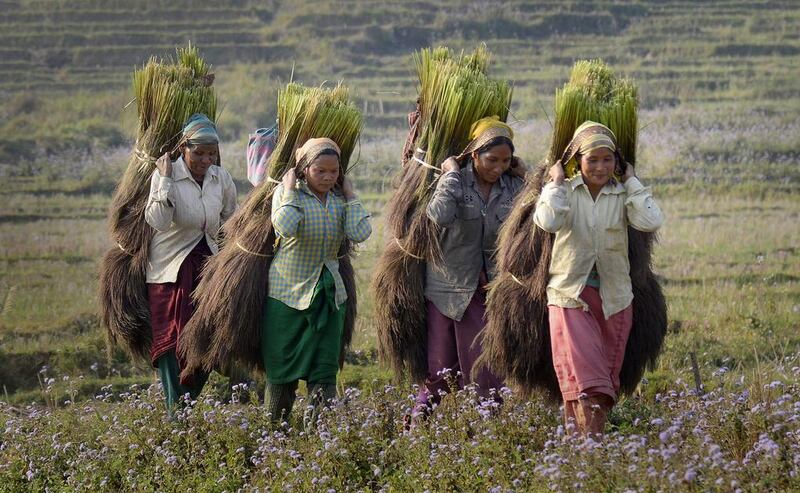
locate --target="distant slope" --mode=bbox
[1,0,799,160]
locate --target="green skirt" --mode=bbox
[261,268,345,385]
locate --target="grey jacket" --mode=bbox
[425,162,525,320]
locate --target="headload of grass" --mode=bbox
[550,59,639,176]
[411,44,512,203]
[374,45,513,383]
[179,82,363,378]
[99,44,217,361]
[481,59,666,399]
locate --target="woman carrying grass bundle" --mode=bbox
[534,121,663,435]
[412,116,526,420]
[264,137,371,423]
[100,46,217,371]
[374,46,514,400]
[177,83,364,425]
[145,113,237,410]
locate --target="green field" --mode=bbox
[1,0,799,491]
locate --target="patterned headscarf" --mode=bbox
[294,137,341,171]
[181,113,219,146]
[458,116,514,159]
[560,121,619,178]
[574,121,617,155]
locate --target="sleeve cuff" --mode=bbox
[437,170,462,198]
[345,200,372,219]
[157,175,173,189]
[443,169,461,179]
[155,176,173,202]
[542,181,567,196]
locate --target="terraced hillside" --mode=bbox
[1,0,799,163]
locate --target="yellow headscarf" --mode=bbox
[458,116,514,159]
[573,121,616,155]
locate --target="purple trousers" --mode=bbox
[415,288,503,412]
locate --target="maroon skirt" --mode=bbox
[148,239,212,374]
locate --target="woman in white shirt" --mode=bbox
[144,113,237,411]
[534,121,664,436]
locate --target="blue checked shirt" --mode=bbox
[269,181,372,310]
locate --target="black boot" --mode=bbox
[305,383,336,429]
[265,381,298,423]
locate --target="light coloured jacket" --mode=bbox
[144,156,237,283]
[534,175,664,318]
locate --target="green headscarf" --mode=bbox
[181,113,219,146]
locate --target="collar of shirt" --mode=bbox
[296,180,329,204]
[172,156,220,183]
[296,180,314,196]
[569,174,625,196]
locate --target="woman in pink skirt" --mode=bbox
[534,121,664,436]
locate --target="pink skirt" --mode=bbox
[548,286,632,402]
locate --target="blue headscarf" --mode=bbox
[182,113,219,145]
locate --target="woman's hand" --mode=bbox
[510,156,527,178]
[155,152,173,178]
[549,160,565,185]
[441,156,459,174]
[623,162,636,183]
[342,176,357,201]
[282,167,297,190]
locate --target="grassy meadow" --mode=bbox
[1,0,800,491]
[2,104,799,490]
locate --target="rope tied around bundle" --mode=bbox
[394,238,425,260]
[412,147,440,173]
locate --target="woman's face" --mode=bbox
[305,154,340,195]
[579,147,616,190]
[472,143,513,184]
[182,144,218,178]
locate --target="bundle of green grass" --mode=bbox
[480,59,666,399]
[99,45,217,361]
[550,59,638,177]
[387,44,513,261]
[179,82,363,378]
[373,44,513,383]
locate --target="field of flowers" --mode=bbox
[2,363,799,491]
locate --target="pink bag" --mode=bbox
[246,124,278,186]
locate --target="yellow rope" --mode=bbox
[117,243,134,256]
[412,147,440,172]
[394,238,424,260]
[235,241,271,258]
[509,273,526,287]
[133,140,158,167]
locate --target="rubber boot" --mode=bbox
[305,382,336,429]
[265,381,298,423]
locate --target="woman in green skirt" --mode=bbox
[263,137,372,422]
